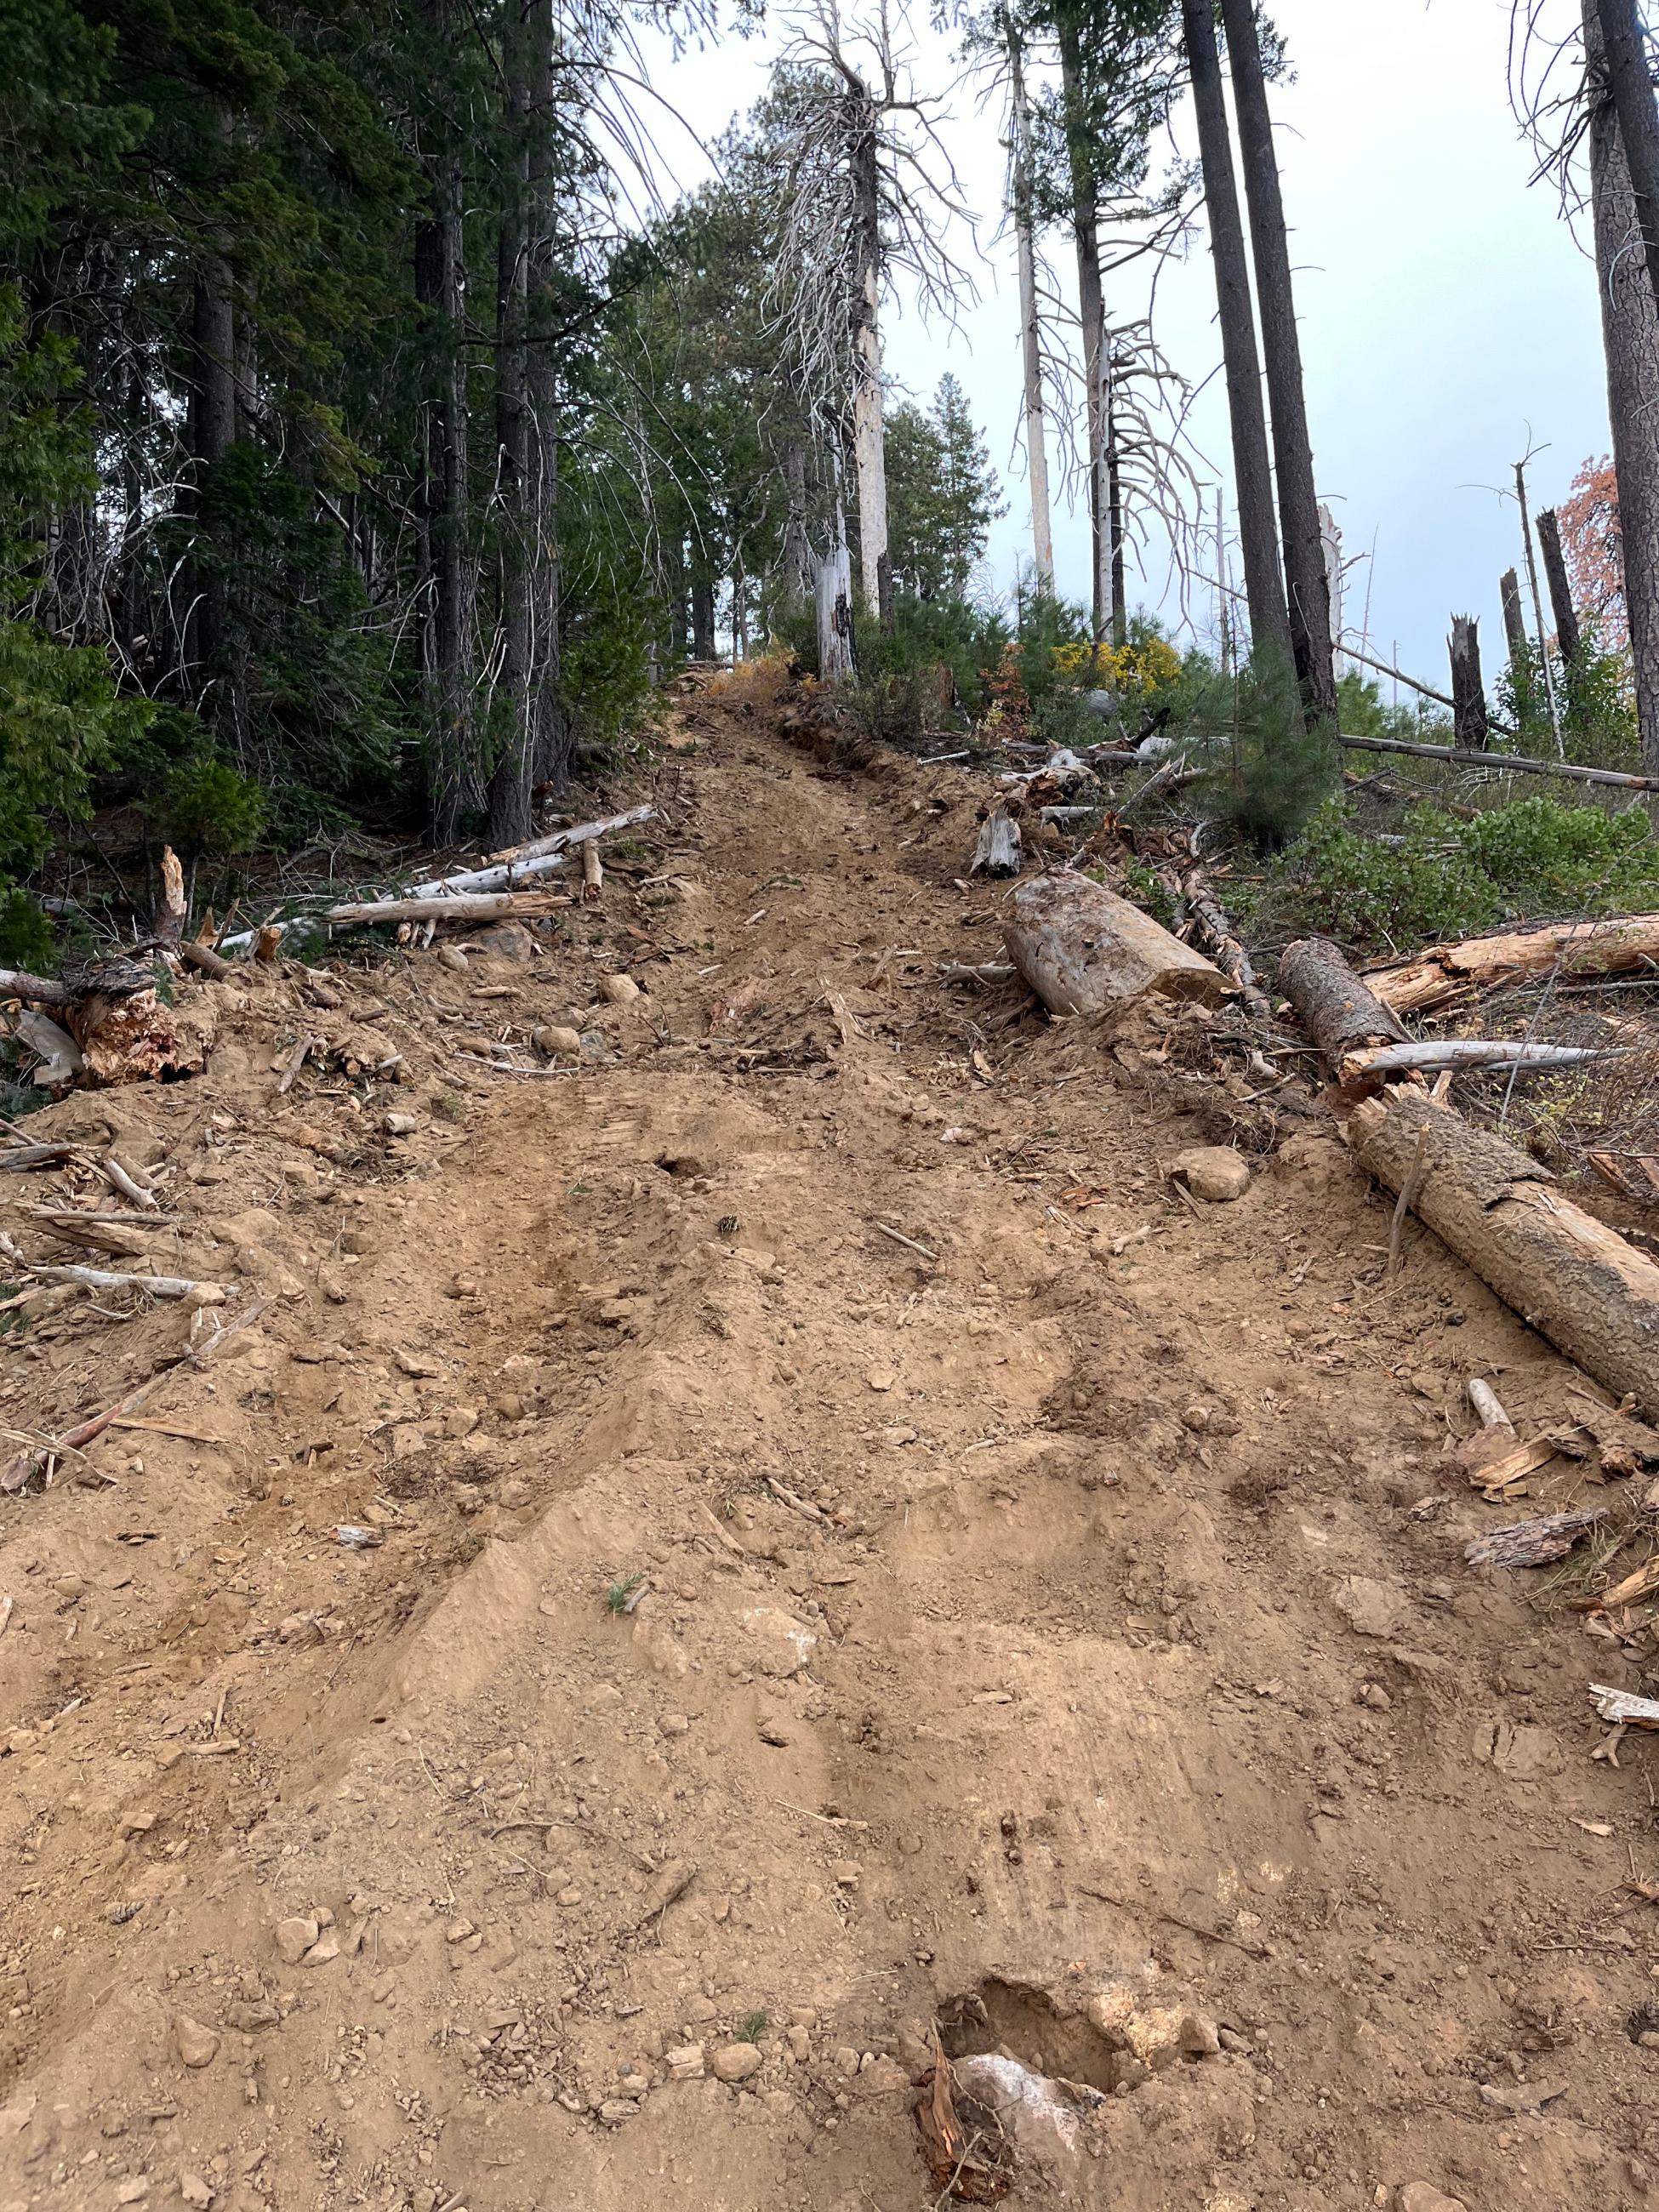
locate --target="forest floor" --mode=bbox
[3,677,1659,2212]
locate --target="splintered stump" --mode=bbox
[971,806,1023,878]
[1347,1084,1659,1415]
[1004,875,1228,1018]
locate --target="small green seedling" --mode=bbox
[605,1571,645,1616]
[738,2010,767,2044]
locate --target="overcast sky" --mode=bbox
[636,0,1606,693]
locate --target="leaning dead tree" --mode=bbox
[769,3,974,639]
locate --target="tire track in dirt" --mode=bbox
[3,689,1657,2212]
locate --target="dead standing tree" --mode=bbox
[770,3,975,641]
[1006,15,1056,594]
[1180,0,1292,681]
[1512,2,1659,777]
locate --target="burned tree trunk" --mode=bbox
[815,544,855,681]
[1595,0,1659,322]
[1221,0,1337,724]
[1586,0,1659,778]
[1500,567,1528,670]
[415,0,479,842]
[1536,508,1583,668]
[782,442,812,611]
[1448,616,1490,747]
[1180,0,1291,678]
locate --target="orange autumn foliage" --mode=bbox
[1557,456,1627,650]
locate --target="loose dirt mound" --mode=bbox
[3,692,1657,2212]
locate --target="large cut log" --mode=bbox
[1279,936,1408,1061]
[1004,874,1229,1017]
[1367,913,1659,1015]
[1343,1084,1659,1415]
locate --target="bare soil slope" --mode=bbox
[3,687,1658,2212]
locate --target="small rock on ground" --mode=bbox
[1172,1146,1251,1202]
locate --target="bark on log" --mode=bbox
[1169,868,1272,1022]
[179,939,232,981]
[1004,874,1229,1017]
[0,969,71,1008]
[1367,913,1659,1014]
[1279,936,1409,1060]
[970,807,1023,878]
[1346,1083,1659,1415]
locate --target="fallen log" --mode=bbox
[482,802,658,869]
[1341,1039,1628,1081]
[25,1263,225,1302]
[0,968,71,1007]
[1367,914,1659,1015]
[1164,866,1271,1023]
[324,890,568,928]
[1280,932,1659,1414]
[10,1009,83,1088]
[1280,936,1408,1061]
[1004,874,1229,1018]
[1348,1083,1659,1413]
[970,806,1023,877]
[1336,729,1659,790]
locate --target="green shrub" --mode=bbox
[1266,793,1659,955]
[1183,643,1338,847]
[145,755,267,861]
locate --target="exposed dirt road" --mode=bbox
[3,682,1658,2212]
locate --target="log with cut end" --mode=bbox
[1345,1083,1659,1415]
[1367,913,1659,1015]
[1004,874,1229,1018]
[970,806,1023,877]
[1279,936,1408,1061]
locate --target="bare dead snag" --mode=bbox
[154,846,187,948]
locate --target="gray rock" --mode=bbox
[1172,1146,1251,1203]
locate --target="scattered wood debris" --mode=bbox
[1463,1510,1604,1569]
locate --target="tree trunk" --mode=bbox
[1058,20,1111,641]
[1319,500,1343,673]
[1595,0,1659,322]
[1008,25,1053,596]
[848,99,893,632]
[1514,458,1563,752]
[1180,0,1291,676]
[692,578,716,661]
[1499,567,1528,669]
[1536,508,1583,667]
[523,0,568,791]
[1586,0,1659,778]
[486,6,535,848]
[815,544,855,681]
[1448,615,1489,746]
[185,210,235,726]
[782,441,812,609]
[1221,0,1336,723]
[415,0,478,842]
